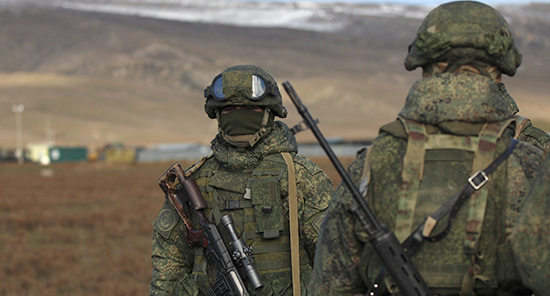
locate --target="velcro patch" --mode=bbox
[152,201,178,238]
[310,211,327,235]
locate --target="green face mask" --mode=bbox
[218,109,275,147]
[220,109,265,136]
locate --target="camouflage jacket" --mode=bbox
[308,73,544,296]
[499,83,550,151]
[150,121,334,296]
[510,151,550,295]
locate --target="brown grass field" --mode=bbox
[0,5,548,295]
[0,157,353,296]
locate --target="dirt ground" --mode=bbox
[0,157,352,296]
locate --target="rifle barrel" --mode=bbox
[282,81,381,234]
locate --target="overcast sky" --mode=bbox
[218,0,550,6]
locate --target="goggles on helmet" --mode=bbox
[205,73,276,101]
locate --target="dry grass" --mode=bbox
[0,156,353,296]
[0,161,182,296]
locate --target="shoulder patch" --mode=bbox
[152,201,179,238]
[309,211,327,235]
[184,154,213,177]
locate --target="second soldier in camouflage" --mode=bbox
[308,2,544,295]
[149,65,334,295]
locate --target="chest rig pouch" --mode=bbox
[194,154,288,239]
[248,154,287,239]
[190,153,294,278]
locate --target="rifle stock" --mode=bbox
[157,163,263,296]
[157,163,206,247]
[282,81,431,296]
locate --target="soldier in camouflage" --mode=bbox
[308,1,544,295]
[405,1,550,151]
[510,151,550,295]
[149,65,334,295]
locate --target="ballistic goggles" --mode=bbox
[204,72,277,101]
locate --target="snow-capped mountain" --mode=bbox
[39,0,432,32]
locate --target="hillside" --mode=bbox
[0,3,549,150]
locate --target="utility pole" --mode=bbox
[11,104,24,165]
[45,115,55,144]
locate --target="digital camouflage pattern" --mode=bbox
[402,0,549,152]
[499,83,520,115]
[204,65,287,119]
[308,73,544,295]
[498,83,550,151]
[399,73,510,124]
[510,152,550,295]
[150,121,334,296]
[403,0,549,152]
[404,1,522,76]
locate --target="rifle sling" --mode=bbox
[282,152,301,296]
[369,139,518,296]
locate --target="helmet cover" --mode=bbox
[404,1,522,76]
[204,65,287,119]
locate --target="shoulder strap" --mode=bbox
[394,117,515,243]
[465,118,515,249]
[466,118,515,247]
[394,117,428,242]
[460,118,515,294]
[281,152,301,296]
[369,137,519,296]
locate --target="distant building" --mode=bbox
[100,142,137,164]
[27,143,52,164]
[49,146,88,163]
[26,143,88,164]
[0,148,17,163]
[297,140,372,158]
[136,143,211,163]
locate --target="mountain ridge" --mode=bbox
[0,3,548,150]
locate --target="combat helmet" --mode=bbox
[204,65,287,119]
[404,1,522,76]
[204,65,287,147]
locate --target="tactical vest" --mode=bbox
[365,117,519,295]
[187,152,311,292]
